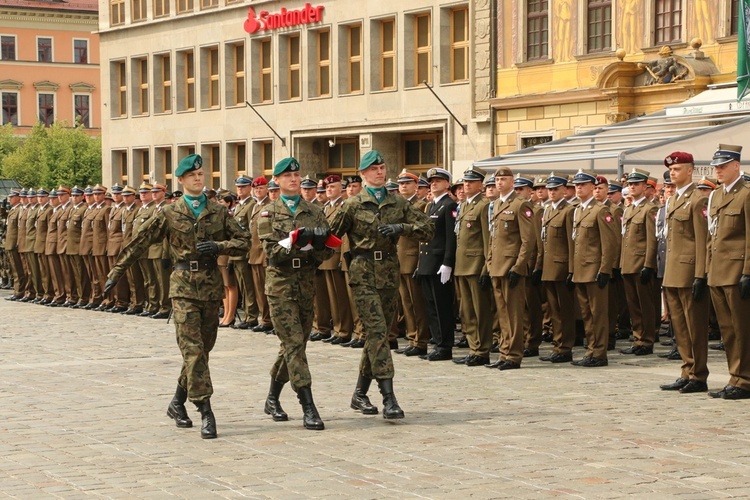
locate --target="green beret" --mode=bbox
[175,154,203,177]
[273,157,300,176]
[359,150,385,171]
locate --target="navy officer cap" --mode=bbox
[417,176,430,188]
[513,173,534,188]
[545,172,568,188]
[463,166,486,182]
[71,186,85,195]
[572,170,597,184]
[235,175,253,187]
[300,175,317,189]
[710,144,742,166]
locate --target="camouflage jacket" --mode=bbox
[330,189,434,290]
[109,197,249,301]
[257,198,333,300]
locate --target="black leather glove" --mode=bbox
[692,277,707,300]
[507,270,521,288]
[741,275,750,299]
[378,224,404,237]
[612,268,622,282]
[640,267,655,284]
[596,272,610,289]
[161,258,171,270]
[565,273,575,290]
[103,277,117,296]
[311,227,331,250]
[478,274,491,290]
[531,268,543,286]
[295,227,314,248]
[196,240,219,256]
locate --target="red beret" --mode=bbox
[595,175,609,186]
[664,151,694,167]
[251,177,268,187]
[324,175,341,184]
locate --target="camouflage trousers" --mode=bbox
[268,293,314,392]
[351,284,399,380]
[173,298,220,402]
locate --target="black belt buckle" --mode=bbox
[189,260,199,272]
[374,251,383,261]
[292,258,301,269]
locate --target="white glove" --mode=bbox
[437,265,452,284]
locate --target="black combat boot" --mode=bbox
[264,379,289,421]
[296,387,324,430]
[166,385,193,428]
[350,373,378,415]
[377,378,405,420]
[194,399,217,439]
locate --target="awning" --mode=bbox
[474,85,750,177]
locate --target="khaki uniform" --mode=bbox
[34,203,54,301]
[524,203,545,351]
[707,179,750,390]
[80,205,98,305]
[620,199,659,348]
[258,199,333,390]
[122,201,144,310]
[397,196,429,349]
[663,184,709,383]
[150,200,171,314]
[107,202,129,308]
[56,201,74,303]
[320,197,353,338]
[605,200,627,346]
[249,196,273,327]
[454,194,493,357]
[23,204,41,299]
[133,202,157,313]
[3,203,25,296]
[487,193,536,365]
[46,203,65,303]
[66,202,91,304]
[92,202,112,306]
[572,200,619,360]
[540,199,576,355]
[231,197,259,324]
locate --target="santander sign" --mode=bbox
[243,3,324,34]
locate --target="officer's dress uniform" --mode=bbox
[133,197,157,314]
[55,194,74,304]
[151,197,172,316]
[121,194,145,313]
[80,200,99,306]
[34,197,53,302]
[604,198,625,348]
[46,195,65,304]
[524,194,545,354]
[320,195,353,341]
[3,199,25,297]
[231,189,259,328]
[107,195,129,310]
[67,197,90,305]
[92,197,112,309]
[24,199,42,300]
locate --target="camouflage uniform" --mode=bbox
[330,190,434,379]
[258,198,333,390]
[109,198,248,402]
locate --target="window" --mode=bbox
[37,37,52,62]
[133,57,149,115]
[154,0,169,18]
[527,0,549,60]
[381,19,396,90]
[155,147,173,186]
[155,53,171,113]
[110,0,125,25]
[731,0,740,36]
[287,34,301,100]
[404,133,442,171]
[132,0,146,21]
[347,24,363,93]
[113,150,128,185]
[38,93,54,126]
[655,0,682,44]
[260,38,272,102]
[201,0,218,9]
[414,14,431,85]
[255,140,273,176]
[1,36,16,61]
[327,139,359,172]
[206,144,221,189]
[116,60,127,117]
[450,8,469,81]
[176,50,195,111]
[2,92,18,125]
[177,0,194,14]
[73,39,88,64]
[226,43,245,106]
[74,95,90,127]
[317,29,331,97]
[228,142,246,178]
[164,148,173,185]
[133,148,150,182]
[520,134,553,148]
[587,0,612,52]
[209,46,220,108]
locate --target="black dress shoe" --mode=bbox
[660,339,674,346]
[109,306,127,313]
[311,332,331,341]
[138,310,154,317]
[122,308,142,315]
[349,339,366,348]
[425,350,452,361]
[252,323,275,333]
[718,385,750,400]
[330,336,351,345]
[540,352,573,363]
[541,332,553,343]
[578,357,608,367]
[94,304,109,312]
[339,338,358,347]
[151,312,169,319]
[615,330,632,340]
[658,348,680,359]
[484,359,506,368]
[679,380,708,394]
[85,302,101,310]
[218,322,234,328]
[322,335,336,343]
[621,345,653,356]
[571,356,592,366]
[466,355,490,367]
[709,342,725,351]
[452,355,470,365]
[498,360,521,370]
[18,296,31,302]
[660,377,689,391]
[395,346,413,354]
[620,345,637,354]
[404,347,426,357]
[46,301,59,307]
[522,348,539,358]
[453,337,469,348]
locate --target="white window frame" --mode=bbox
[72,38,89,64]
[1,90,21,126]
[0,34,17,61]
[36,35,54,62]
[72,93,92,128]
[36,91,57,125]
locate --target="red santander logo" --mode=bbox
[243,3,324,34]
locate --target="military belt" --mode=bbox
[352,250,395,261]
[173,260,216,272]
[268,257,314,269]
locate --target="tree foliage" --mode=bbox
[0,123,23,169]
[0,122,101,189]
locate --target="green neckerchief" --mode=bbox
[280,194,301,214]
[183,193,207,218]
[365,186,388,205]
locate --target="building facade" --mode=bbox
[491,0,740,161]
[0,0,100,135]
[98,0,492,190]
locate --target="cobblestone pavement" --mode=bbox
[2,290,750,499]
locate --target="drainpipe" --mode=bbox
[489,0,498,157]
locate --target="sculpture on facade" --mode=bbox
[637,46,689,85]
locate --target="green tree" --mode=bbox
[0,123,22,168]
[0,121,101,188]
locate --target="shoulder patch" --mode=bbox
[524,209,533,218]
[702,207,707,218]
[261,211,270,217]
[604,214,613,223]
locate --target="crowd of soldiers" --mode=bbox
[3,142,750,425]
